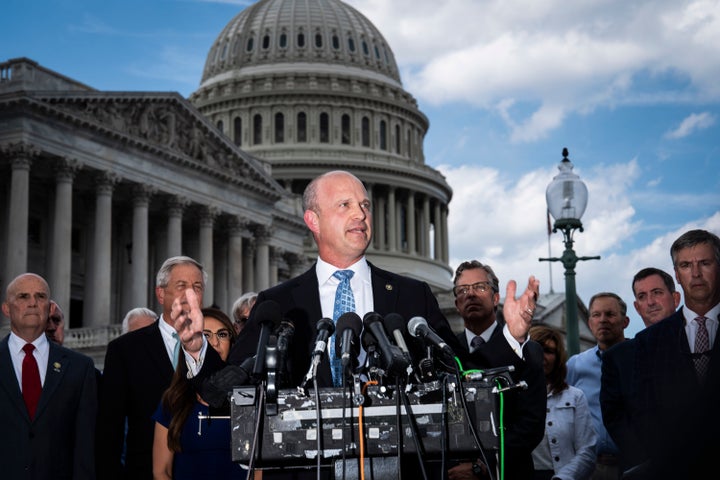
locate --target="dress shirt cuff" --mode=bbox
[503,324,527,358]
[183,336,207,377]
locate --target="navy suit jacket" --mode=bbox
[0,336,97,480]
[455,324,546,480]
[96,318,171,480]
[630,309,720,479]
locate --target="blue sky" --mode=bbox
[3,0,719,337]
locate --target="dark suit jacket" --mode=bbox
[455,324,546,480]
[96,318,171,480]
[222,261,462,388]
[630,309,720,479]
[601,338,646,471]
[0,336,97,479]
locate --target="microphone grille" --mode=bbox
[407,316,427,337]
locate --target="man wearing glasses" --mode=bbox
[448,260,546,480]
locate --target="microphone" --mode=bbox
[311,317,335,363]
[252,300,282,377]
[204,355,256,408]
[407,316,455,357]
[362,329,381,370]
[275,317,295,357]
[335,312,362,367]
[383,313,413,361]
[363,312,410,378]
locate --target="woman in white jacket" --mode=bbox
[530,325,597,480]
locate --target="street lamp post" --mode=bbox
[539,148,600,356]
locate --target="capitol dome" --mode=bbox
[190,0,454,291]
[200,0,401,89]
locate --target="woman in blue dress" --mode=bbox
[152,307,247,480]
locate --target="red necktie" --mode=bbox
[22,343,42,419]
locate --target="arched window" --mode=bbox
[246,37,254,52]
[274,112,284,143]
[341,114,351,145]
[332,34,340,50]
[253,114,262,145]
[407,128,412,158]
[395,124,401,154]
[262,34,270,50]
[315,33,323,48]
[279,33,288,48]
[319,113,329,143]
[362,40,369,56]
[297,32,305,48]
[217,119,224,133]
[297,112,307,143]
[361,116,370,147]
[348,36,356,52]
[234,117,242,146]
[379,120,387,150]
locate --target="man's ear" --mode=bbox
[304,209,319,234]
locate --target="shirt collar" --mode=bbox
[315,256,369,286]
[9,330,49,354]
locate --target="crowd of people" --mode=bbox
[0,169,717,480]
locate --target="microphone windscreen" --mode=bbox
[254,300,282,328]
[316,317,335,336]
[336,312,362,337]
[383,312,406,336]
[362,311,383,327]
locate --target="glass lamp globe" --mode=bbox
[546,148,587,228]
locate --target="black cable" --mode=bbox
[340,371,349,480]
[314,375,322,480]
[441,374,449,480]
[246,382,266,479]
[399,383,429,480]
[395,378,404,480]
[453,361,495,480]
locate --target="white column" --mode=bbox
[422,195,431,258]
[434,200,442,261]
[166,197,186,258]
[406,191,416,254]
[387,187,397,252]
[49,159,78,314]
[441,205,449,263]
[227,217,245,311]
[243,239,256,292]
[86,173,117,327]
[254,225,272,292]
[376,194,386,251]
[4,145,35,288]
[198,207,217,307]
[131,185,153,309]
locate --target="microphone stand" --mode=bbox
[398,380,429,480]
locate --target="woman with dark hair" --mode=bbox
[152,307,247,480]
[530,325,596,480]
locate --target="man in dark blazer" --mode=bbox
[180,171,543,478]
[600,267,680,475]
[0,273,97,479]
[96,256,207,480]
[448,260,546,480]
[629,229,720,480]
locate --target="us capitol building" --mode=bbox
[0,0,461,365]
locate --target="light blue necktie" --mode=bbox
[331,270,355,386]
[172,332,180,369]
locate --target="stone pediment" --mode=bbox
[4,89,280,198]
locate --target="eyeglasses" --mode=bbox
[203,329,231,341]
[453,281,493,297]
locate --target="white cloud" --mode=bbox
[349,0,720,140]
[665,112,717,139]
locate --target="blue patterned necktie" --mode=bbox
[331,270,355,386]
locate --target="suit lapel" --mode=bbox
[0,336,29,419]
[34,342,67,420]
[369,263,398,314]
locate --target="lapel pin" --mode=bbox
[385,284,393,291]
[53,362,61,372]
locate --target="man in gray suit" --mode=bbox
[0,273,97,479]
